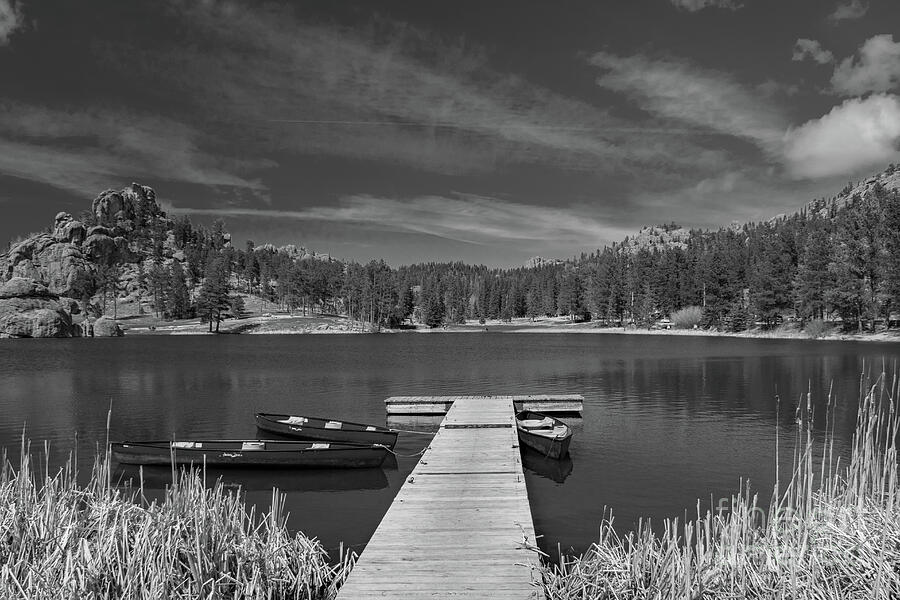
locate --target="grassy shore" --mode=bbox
[0,446,351,599]
[538,372,900,599]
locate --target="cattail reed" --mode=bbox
[540,370,900,599]
[0,448,352,599]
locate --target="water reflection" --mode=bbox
[0,334,897,558]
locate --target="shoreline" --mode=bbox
[116,312,900,343]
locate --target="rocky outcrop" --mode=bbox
[5,229,94,298]
[0,278,80,338]
[4,183,160,298]
[92,316,124,337]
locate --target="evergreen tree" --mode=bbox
[196,254,232,332]
[166,261,191,319]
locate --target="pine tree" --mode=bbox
[166,261,191,319]
[197,254,231,332]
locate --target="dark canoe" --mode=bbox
[110,439,390,468]
[515,410,573,460]
[255,413,399,449]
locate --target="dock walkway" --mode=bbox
[336,396,543,599]
[385,394,583,415]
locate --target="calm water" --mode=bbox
[1,333,898,558]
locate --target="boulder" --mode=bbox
[92,316,124,337]
[0,278,79,338]
[52,212,86,244]
[91,183,159,231]
[6,234,94,297]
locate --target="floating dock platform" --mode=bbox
[384,394,583,415]
[336,396,544,599]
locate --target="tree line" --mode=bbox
[117,168,900,333]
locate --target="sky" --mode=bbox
[0,0,899,266]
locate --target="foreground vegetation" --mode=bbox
[540,371,900,599]
[0,447,351,599]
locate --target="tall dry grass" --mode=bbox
[0,444,352,599]
[540,371,900,599]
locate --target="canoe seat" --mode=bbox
[519,418,554,429]
[324,421,343,430]
[280,416,308,425]
[242,441,265,450]
[310,443,330,449]
[172,441,201,449]
[365,426,377,431]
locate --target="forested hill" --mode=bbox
[2,164,899,336]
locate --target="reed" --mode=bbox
[0,444,352,599]
[540,371,900,599]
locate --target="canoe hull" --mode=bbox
[515,411,573,459]
[111,441,389,469]
[255,414,399,449]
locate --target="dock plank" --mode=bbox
[337,397,543,600]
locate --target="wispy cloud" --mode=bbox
[669,0,743,12]
[0,101,272,197]
[0,0,23,45]
[92,0,734,180]
[828,0,868,23]
[589,51,788,152]
[170,194,633,247]
[792,39,834,65]
[830,34,900,96]
[783,94,900,179]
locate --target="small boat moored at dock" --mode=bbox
[111,439,390,468]
[515,410,573,459]
[255,413,399,449]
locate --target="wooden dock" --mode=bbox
[337,396,544,599]
[385,394,583,415]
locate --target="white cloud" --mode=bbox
[782,94,900,179]
[828,0,868,23]
[670,0,742,12]
[171,194,633,246]
[792,39,834,65]
[589,52,787,152]
[831,34,900,96]
[0,0,23,45]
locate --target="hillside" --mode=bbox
[2,164,900,337]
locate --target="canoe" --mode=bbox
[255,413,399,449]
[515,410,572,459]
[110,439,390,468]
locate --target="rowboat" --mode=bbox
[515,410,572,459]
[110,440,390,468]
[255,413,399,449]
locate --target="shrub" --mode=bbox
[670,306,703,329]
[805,318,831,339]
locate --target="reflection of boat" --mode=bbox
[111,440,389,468]
[256,413,399,449]
[385,414,443,430]
[521,447,573,483]
[114,464,390,492]
[515,411,573,459]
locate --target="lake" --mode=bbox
[0,333,897,559]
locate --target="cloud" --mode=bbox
[830,34,900,96]
[782,94,900,179]
[670,0,742,12]
[93,1,732,180]
[828,0,868,23]
[170,193,633,247]
[0,102,271,197]
[792,39,834,64]
[0,0,23,45]
[589,51,788,152]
